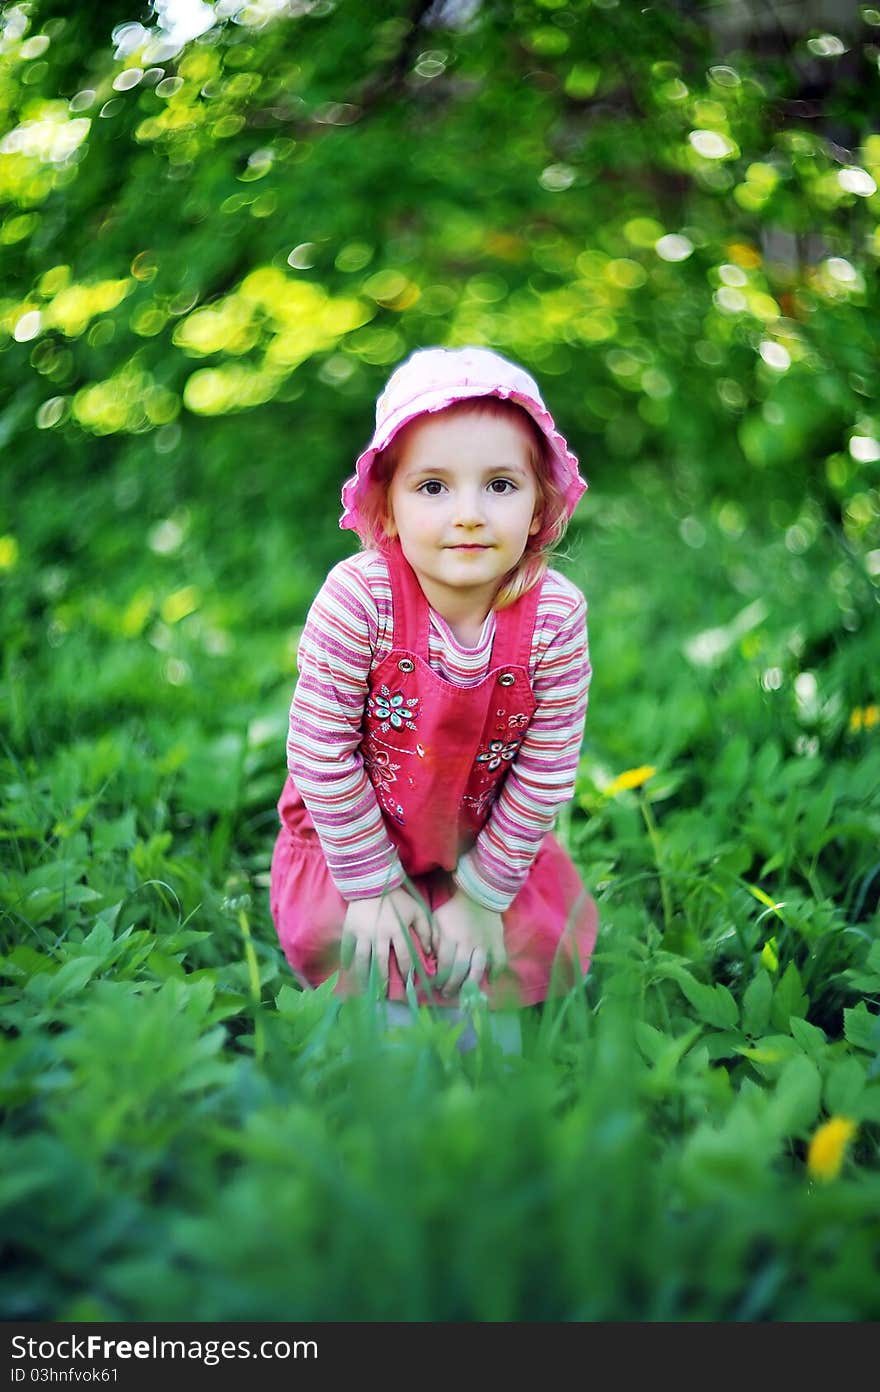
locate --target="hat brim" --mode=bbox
[340,383,586,534]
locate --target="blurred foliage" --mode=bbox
[1,0,880,1322]
[1,0,879,587]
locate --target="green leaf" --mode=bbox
[772,1055,821,1136]
[702,1030,745,1061]
[754,741,782,786]
[162,930,212,954]
[742,970,772,1037]
[759,851,785,877]
[145,949,187,981]
[713,734,751,798]
[843,1002,880,1054]
[634,1020,666,1064]
[844,939,880,993]
[824,1057,866,1115]
[79,917,116,964]
[675,972,740,1030]
[712,843,752,877]
[812,820,880,855]
[789,1016,827,1057]
[770,962,808,1031]
[843,968,880,993]
[856,1087,880,1123]
[646,1025,704,1080]
[800,782,836,852]
[92,808,137,854]
[206,990,250,1024]
[735,1034,803,1078]
[0,946,55,981]
[44,956,101,1003]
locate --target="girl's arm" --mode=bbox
[286,556,408,900]
[453,584,591,911]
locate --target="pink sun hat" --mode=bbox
[339,345,587,534]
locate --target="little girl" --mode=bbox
[270,345,598,1020]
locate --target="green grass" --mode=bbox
[1,457,879,1321]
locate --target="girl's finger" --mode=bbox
[413,909,433,955]
[391,933,413,978]
[434,938,457,988]
[441,950,470,1000]
[395,909,425,959]
[353,937,372,989]
[375,938,391,994]
[402,889,433,954]
[462,948,487,992]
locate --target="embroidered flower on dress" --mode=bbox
[475,738,522,771]
[463,787,498,819]
[368,685,420,731]
[362,745,400,787]
[507,712,530,730]
[363,740,407,824]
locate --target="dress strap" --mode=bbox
[490,575,543,671]
[384,540,430,659]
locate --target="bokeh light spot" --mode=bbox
[0,536,20,570]
[35,396,67,429]
[759,341,791,371]
[113,68,144,92]
[806,33,847,57]
[287,243,318,270]
[13,310,41,342]
[849,436,880,463]
[838,167,877,197]
[655,234,693,262]
[689,129,736,159]
[539,163,575,192]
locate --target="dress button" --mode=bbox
[498,672,515,687]
[398,657,415,673]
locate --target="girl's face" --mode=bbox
[385,409,542,618]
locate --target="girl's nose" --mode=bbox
[453,491,487,526]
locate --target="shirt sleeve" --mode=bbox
[453,590,591,912]
[285,558,407,901]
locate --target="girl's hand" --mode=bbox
[431,889,507,1001]
[341,885,433,994]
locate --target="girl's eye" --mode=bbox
[415,478,517,495]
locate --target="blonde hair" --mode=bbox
[354,396,570,610]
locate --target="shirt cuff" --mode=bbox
[453,851,517,913]
[336,854,407,902]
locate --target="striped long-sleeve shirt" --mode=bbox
[286,549,591,911]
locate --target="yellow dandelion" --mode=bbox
[0,535,19,570]
[604,765,657,797]
[849,705,879,732]
[806,1116,857,1183]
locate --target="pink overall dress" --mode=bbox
[270,543,598,1007]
